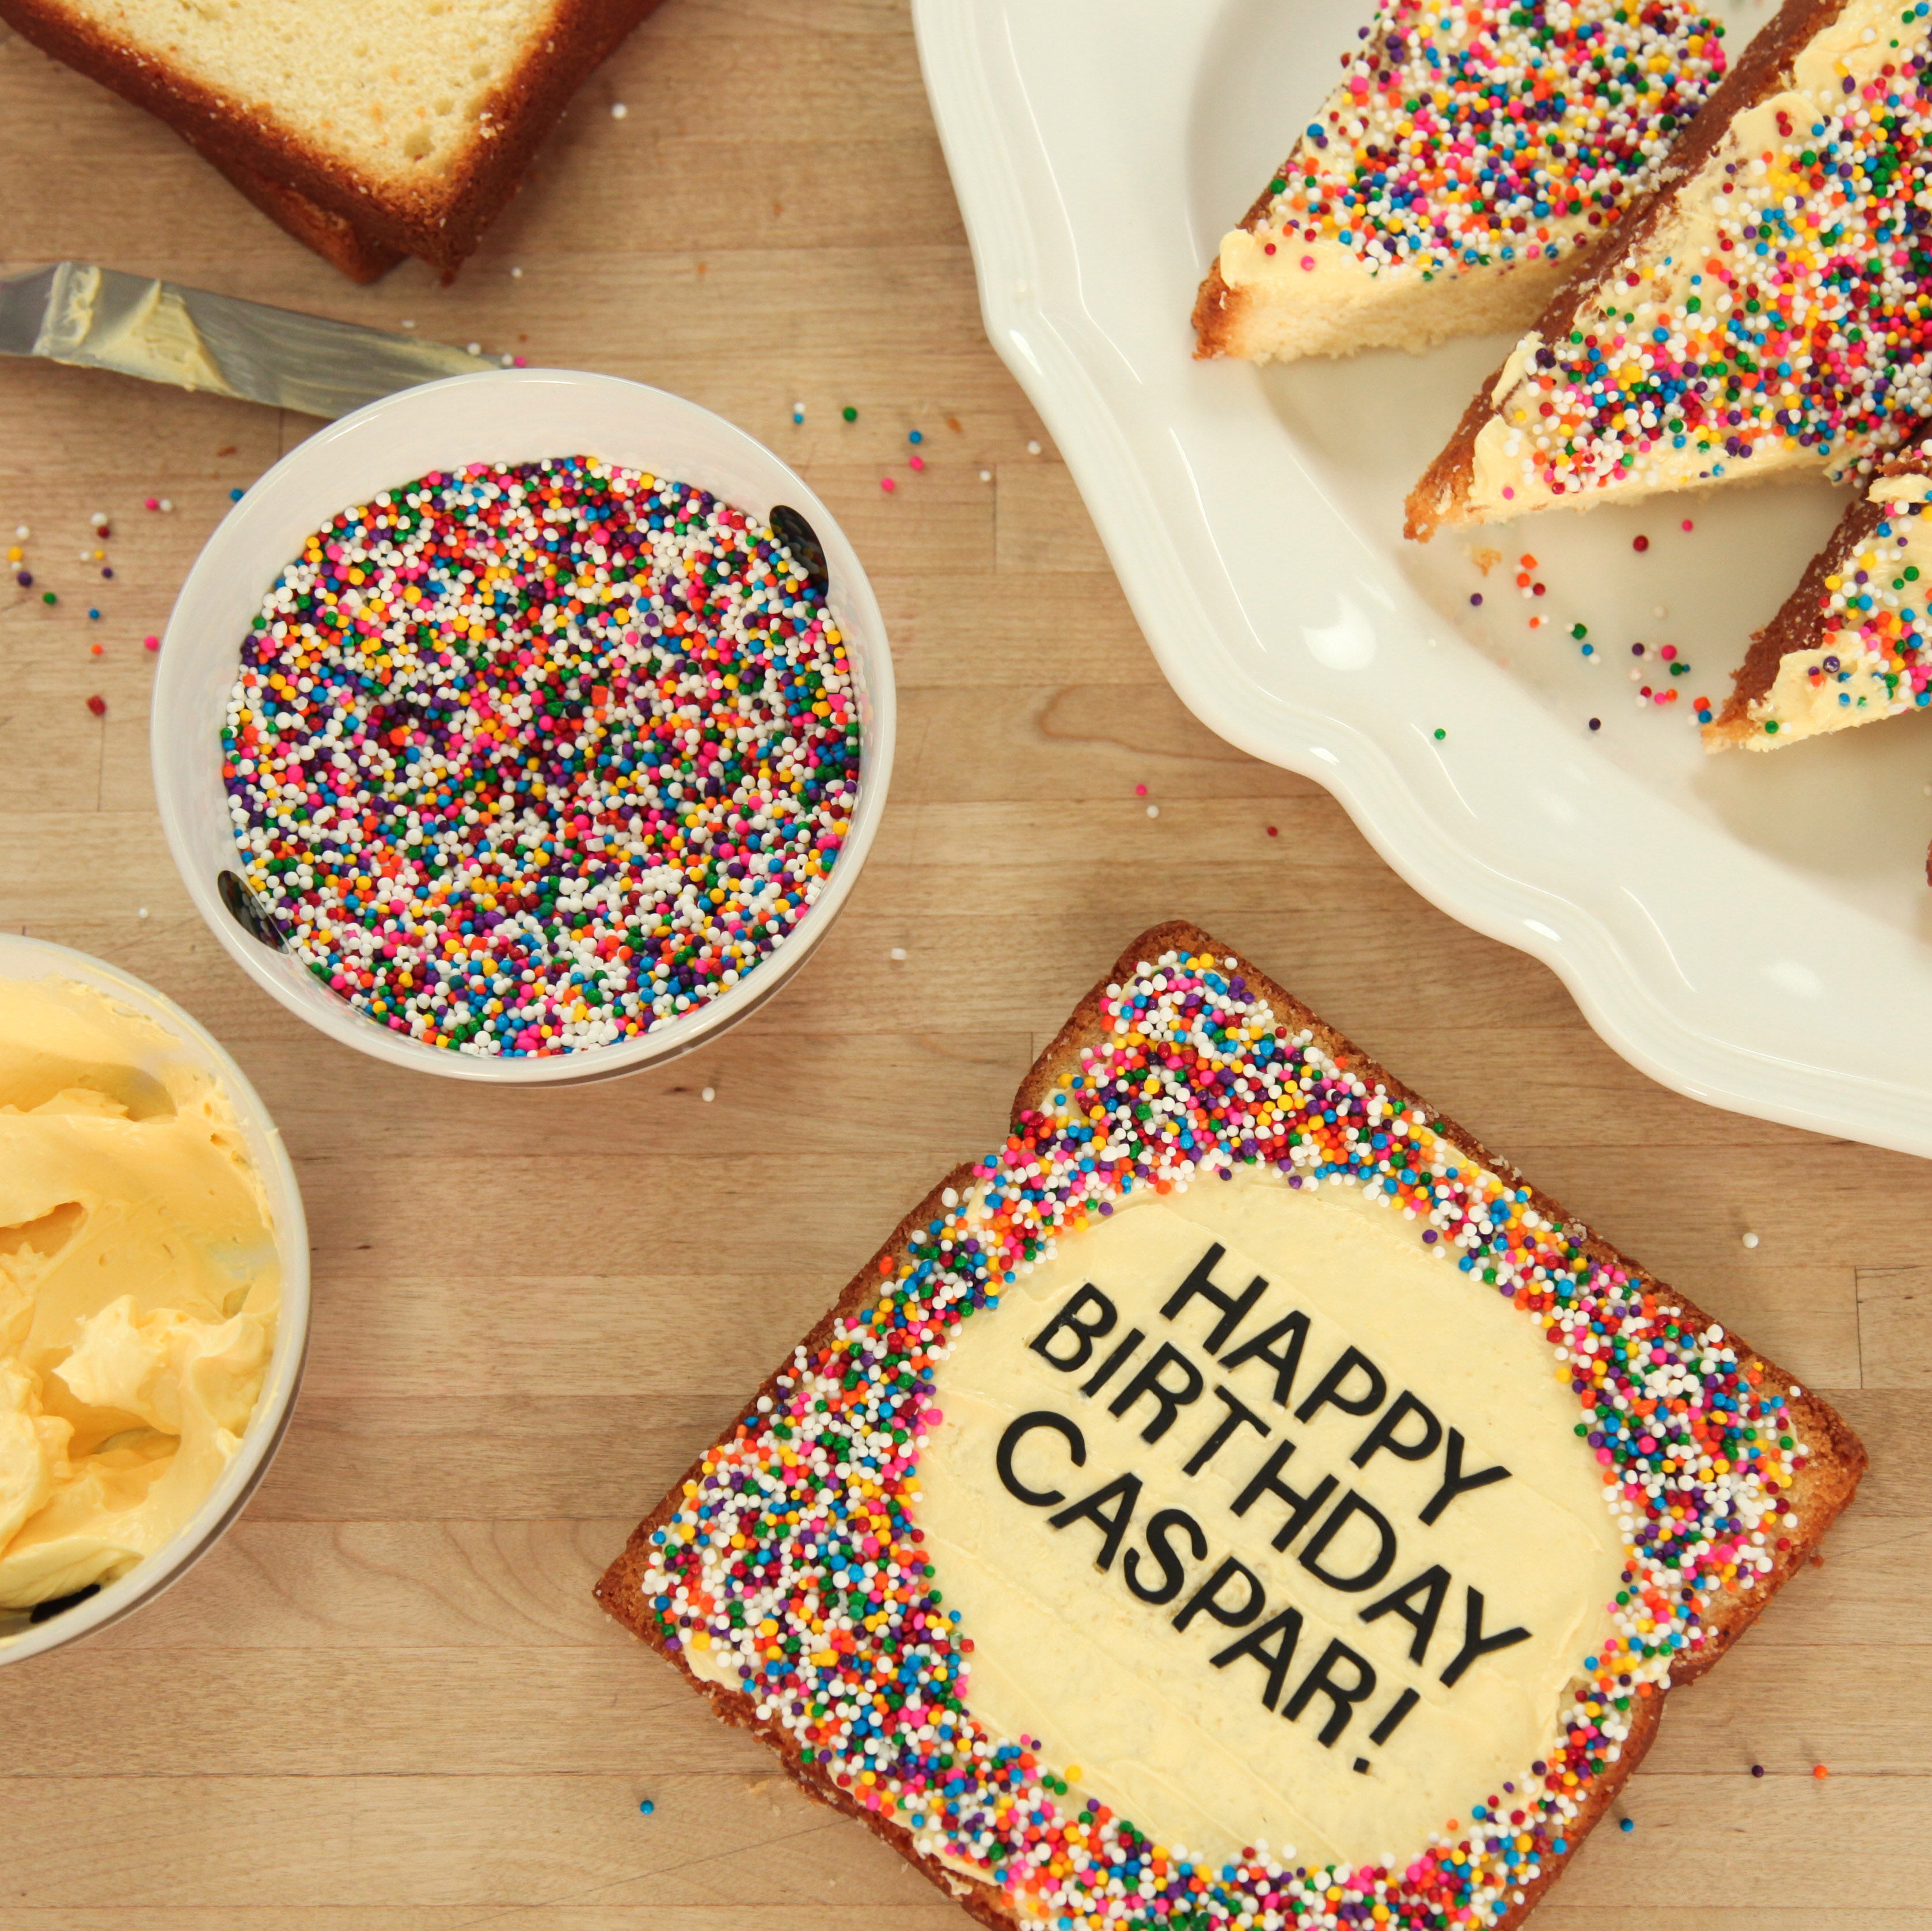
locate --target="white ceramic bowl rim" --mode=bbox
[0,932,310,1665]
[152,367,895,1084]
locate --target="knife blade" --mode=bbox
[0,262,497,419]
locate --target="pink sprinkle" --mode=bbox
[143,634,160,652]
[1660,645,1677,661]
[1681,518,1695,532]
[1134,783,1147,796]
[880,477,897,493]
[1501,486,1516,500]
[1300,254,1316,272]
[909,454,925,472]
[143,496,159,511]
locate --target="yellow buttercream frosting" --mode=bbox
[913,1172,1625,1873]
[0,975,279,1609]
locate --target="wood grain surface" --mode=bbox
[0,2,1925,1926]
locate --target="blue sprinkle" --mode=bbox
[639,1798,656,1815]
[230,487,246,501]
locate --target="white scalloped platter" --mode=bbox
[914,0,1932,1157]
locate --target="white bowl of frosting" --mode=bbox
[0,933,308,1664]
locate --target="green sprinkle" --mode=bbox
[841,405,858,422]
[1433,727,1447,741]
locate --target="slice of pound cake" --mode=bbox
[1191,0,1726,364]
[0,0,663,278]
[597,922,1865,1930]
[1408,0,1932,536]
[1705,429,1932,748]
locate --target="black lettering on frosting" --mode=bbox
[1368,1685,1422,1747]
[1161,1244,1270,1355]
[1181,1383,1272,1477]
[1350,1391,1443,1472]
[1439,1586,1531,1687]
[1361,1563,1452,1664]
[1419,1428,1512,1526]
[1171,1556,1265,1633]
[1107,1341,1206,1443]
[1029,1286,1117,1374]
[1284,1638,1378,1747]
[1079,1326,1145,1397]
[1219,1308,1309,1408]
[1048,1472,1144,1571]
[996,1411,1085,1508]
[1210,1605,1304,1712]
[1297,1490,1398,1595]
[1123,1506,1208,1606]
[1294,1347,1389,1428]
[1231,1439,1338,1554]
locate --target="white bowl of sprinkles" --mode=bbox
[153,368,895,1084]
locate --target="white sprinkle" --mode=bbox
[1652,604,1668,619]
[500,353,515,367]
[510,265,524,279]
[89,511,108,527]
[889,947,908,961]
[701,1086,716,1103]
[1026,440,1042,455]
[1147,804,1160,818]
[12,525,26,539]
[158,499,172,512]
[136,907,149,919]
[466,342,482,356]
[979,469,992,482]
[941,1187,959,1208]
[400,318,416,329]
[611,101,628,119]
[1741,1231,1759,1249]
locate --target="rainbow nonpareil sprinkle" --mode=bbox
[630,945,1807,1928]
[1472,9,1932,503]
[221,457,859,1055]
[1256,0,1724,280]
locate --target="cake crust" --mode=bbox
[597,920,1866,1928]
[187,140,405,285]
[0,0,664,279]
[1406,0,1854,539]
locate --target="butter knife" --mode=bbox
[0,262,496,419]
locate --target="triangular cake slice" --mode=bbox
[1192,0,1726,363]
[597,921,1865,1930]
[1705,429,1932,747]
[1408,0,1932,537]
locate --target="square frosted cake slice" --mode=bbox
[597,921,1865,1929]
